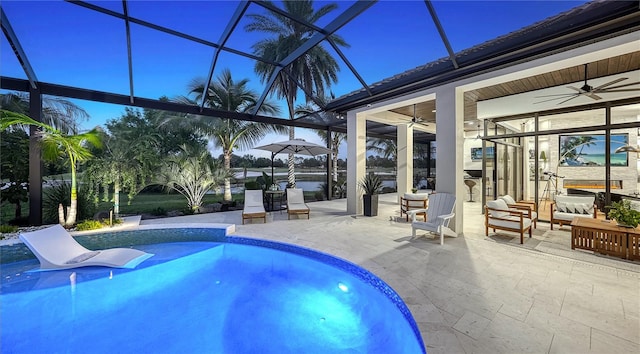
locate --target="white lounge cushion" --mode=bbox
[288,202,309,212]
[553,211,593,221]
[500,195,517,205]
[488,215,532,229]
[402,193,428,209]
[243,206,265,215]
[486,199,510,218]
[403,193,428,201]
[555,195,595,206]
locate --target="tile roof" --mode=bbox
[326,0,639,112]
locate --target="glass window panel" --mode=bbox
[129,24,214,100]
[127,1,237,42]
[0,35,27,79]
[83,1,123,14]
[611,127,639,197]
[2,1,129,93]
[488,117,536,136]
[67,99,131,132]
[334,1,446,96]
[612,104,640,125]
[209,51,286,120]
[539,109,605,131]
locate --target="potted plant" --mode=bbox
[606,200,640,228]
[358,173,383,216]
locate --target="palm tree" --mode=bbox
[1,110,102,226]
[1,92,88,133]
[84,132,156,216]
[367,138,397,162]
[245,0,348,187]
[295,98,346,183]
[159,144,230,212]
[174,69,286,201]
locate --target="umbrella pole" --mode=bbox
[271,153,275,189]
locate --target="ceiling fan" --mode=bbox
[535,63,640,105]
[409,104,427,127]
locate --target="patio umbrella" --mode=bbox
[253,138,332,189]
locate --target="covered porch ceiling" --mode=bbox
[339,51,640,139]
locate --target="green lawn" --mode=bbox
[97,192,243,215]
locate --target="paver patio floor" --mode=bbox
[141,193,639,354]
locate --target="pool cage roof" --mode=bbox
[2,1,639,144]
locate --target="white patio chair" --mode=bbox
[242,189,266,224]
[286,188,310,219]
[485,198,532,244]
[499,194,538,228]
[409,192,456,245]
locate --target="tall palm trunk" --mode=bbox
[287,127,296,187]
[59,161,79,227]
[287,99,296,187]
[224,151,232,201]
[67,161,79,226]
[114,179,121,216]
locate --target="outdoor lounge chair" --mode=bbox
[499,194,538,228]
[409,192,456,245]
[242,189,267,224]
[19,224,153,270]
[286,188,310,219]
[485,199,532,244]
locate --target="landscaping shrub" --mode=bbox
[0,224,18,234]
[151,207,167,216]
[75,219,105,231]
[43,182,96,224]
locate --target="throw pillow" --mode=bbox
[487,199,509,218]
[556,202,567,213]
[572,203,584,214]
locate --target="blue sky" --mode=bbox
[1,0,588,158]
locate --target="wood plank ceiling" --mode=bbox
[388,52,640,131]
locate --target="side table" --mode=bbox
[265,190,285,213]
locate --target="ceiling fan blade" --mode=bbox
[601,88,640,93]
[535,93,576,98]
[556,94,581,105]
[567,86,585,93]
[534,95,575,104]
[602,81,640,90]
[592,77,627,91]
[585,93,602,100]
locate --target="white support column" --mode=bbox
[435,84,465,233]
[347,111,366,214]
[397,123,413,200]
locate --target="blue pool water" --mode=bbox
[1,229,426,353]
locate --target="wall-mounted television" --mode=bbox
[559,134,628,167]
[470,146,494,161]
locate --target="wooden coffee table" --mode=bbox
[627,226,640,261]
[571,218,629,259]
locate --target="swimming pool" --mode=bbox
[1,228,426,353]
